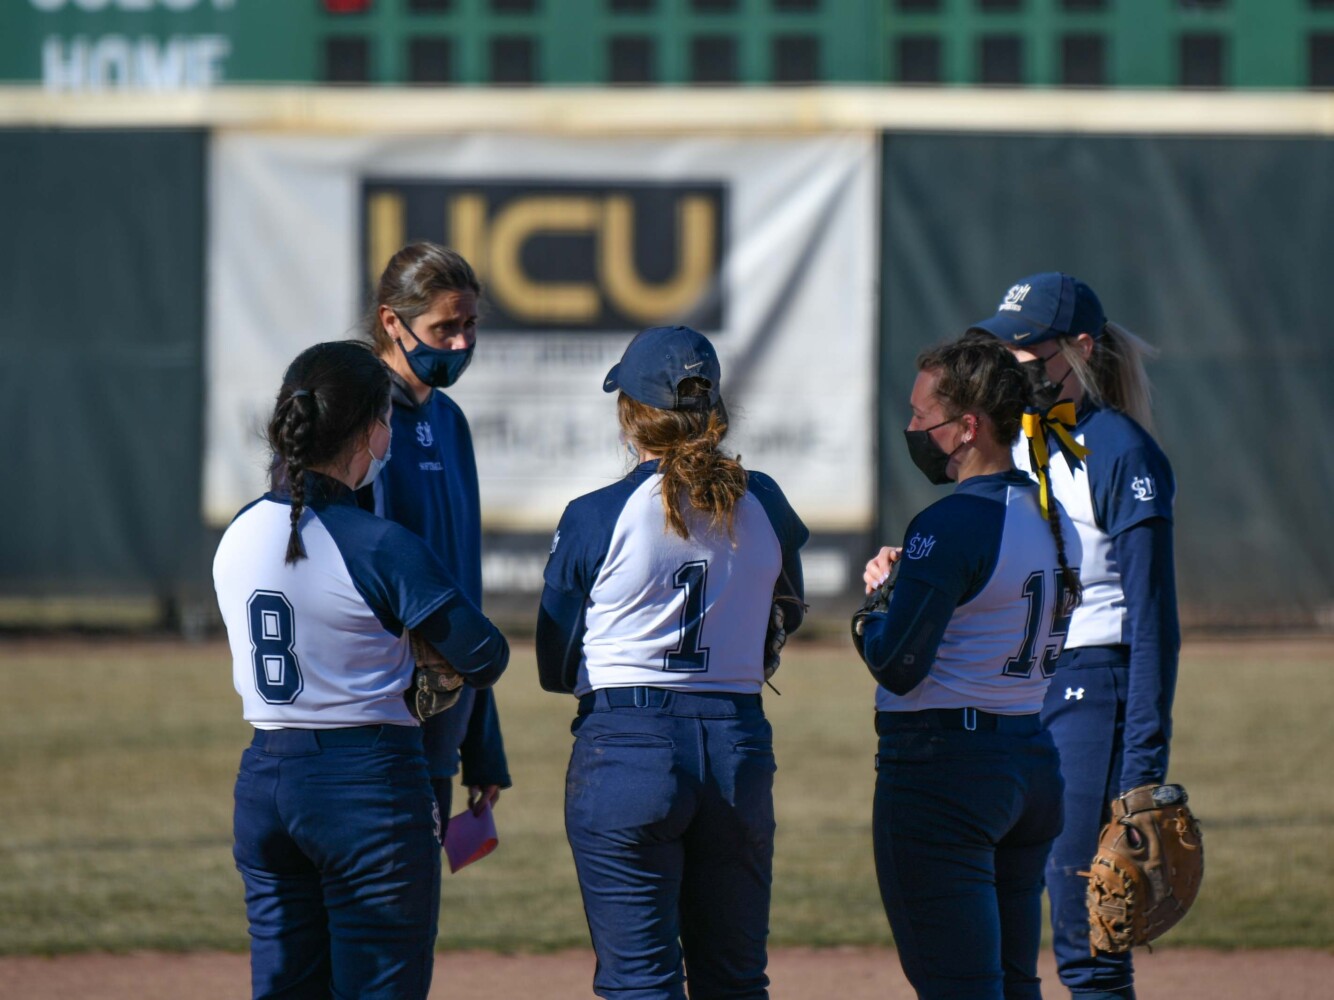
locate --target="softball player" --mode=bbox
[857,336,1081,1000]
[536,326,808,1000]
[363,242,510,837]
[970,273,1179,1000]
[213,341,509,1000]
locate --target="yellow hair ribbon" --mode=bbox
[1022,402,1091,520]
[1044,401,1091,464]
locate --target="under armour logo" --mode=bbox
[1131,475,1156,501]
[550,530,561,554]
[1065,687,1085,701]
[415,421,434,448]
[905,532,936,560]
[998,283,1032,313]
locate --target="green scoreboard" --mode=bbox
[3,1,1334,90]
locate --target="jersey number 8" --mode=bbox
[247,590,305,704]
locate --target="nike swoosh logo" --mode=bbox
[684,361,704,370]
[1013,332,1032,341]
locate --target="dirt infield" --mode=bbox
[1,948,1331,999]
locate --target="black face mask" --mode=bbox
[1021,351,1070,412]
[904,417,964,485]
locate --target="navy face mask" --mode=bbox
[395,314,474,389]
[903,417,964,486]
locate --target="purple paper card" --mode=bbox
[444,800,499,873]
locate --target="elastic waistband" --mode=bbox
[249,724,423,754]
[876,708,1043,736]
[579,686,762,718]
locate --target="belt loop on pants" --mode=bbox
[876,708,1042,736]
[578,686,763,717]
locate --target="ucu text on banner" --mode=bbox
[361,179,726,333]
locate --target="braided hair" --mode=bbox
[617,380,748,542]
[266,341,392,564]
[917,336,1083,610]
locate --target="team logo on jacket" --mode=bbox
[416,422,434,448]
[905,532,936,560]
[1131,475,1156,501]
[999,283,1032,312]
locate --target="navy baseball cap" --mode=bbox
[603,325,721,411]
[968,272,1107,347]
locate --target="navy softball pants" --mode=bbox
[1042,650,1134,999]
[233,725,441,1000]
[565,687,776,1000]
[872,710,1064,1000]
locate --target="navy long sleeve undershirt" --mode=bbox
[1113,515,1180,792]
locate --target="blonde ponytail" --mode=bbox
[1057,321,1159,433]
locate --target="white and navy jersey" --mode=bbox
[541,462,808,696]
[214,476,484,730]
[1015,404,1175,650]
[874,471,1082,715]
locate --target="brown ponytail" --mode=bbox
[617,379,748,541]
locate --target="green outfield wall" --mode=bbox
[879,131,1334,626]
[1,90,1330,627]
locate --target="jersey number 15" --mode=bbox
[1002,570,1076,679]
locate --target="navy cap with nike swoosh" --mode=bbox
[968,272,1107,347]
[603,325,722,411]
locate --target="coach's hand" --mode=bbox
[468,784,501,816]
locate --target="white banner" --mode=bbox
[206,133,876,533]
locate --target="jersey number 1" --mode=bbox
[247,590,304,704]
[664,560,710,673]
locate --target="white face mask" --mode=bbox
[357,418,392,490]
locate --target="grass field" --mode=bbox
[0,637,1330,955]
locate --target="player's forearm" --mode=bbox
[860,578,953,696]
[536,586,587,693]
[415,600,510,687]
[1115,518,1181,792]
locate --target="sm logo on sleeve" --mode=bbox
[361,179,726,332]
